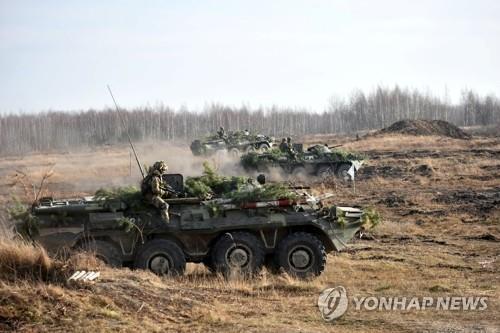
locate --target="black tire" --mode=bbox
[212,232,265,277]
[259,143,270,152]
[78,239,122,268]
[134,239,186,276]
[336,163,352,182]
[229,148,240,158]
[275,232,326,279]
[246,145,256,153]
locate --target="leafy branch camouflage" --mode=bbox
[184,162,248,199]
[361,207,382,229]
[8,197,39,239]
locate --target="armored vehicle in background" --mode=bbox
[241,144,364,181]
[190,130,275,157]
[20,174,364,279]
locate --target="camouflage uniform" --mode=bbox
[142,161,170,223]
[286,137,297,159]
[217,126,225,139]
[279,138,289,152]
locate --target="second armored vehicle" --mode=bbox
[241,144,365,181]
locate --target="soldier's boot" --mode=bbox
[161,210,170,223]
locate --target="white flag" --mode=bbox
[347,165,355,180]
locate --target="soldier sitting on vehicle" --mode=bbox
[286,137,298,159]
[217,126,225,139]
[279,138,289,152]
[141,161,172,223]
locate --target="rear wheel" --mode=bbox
[336,163,352,182]
[78,240,122,268]
[275,232,326,279]
[134,239,186,276]
[229,148,240,158]
[259,143,270,152]
[212,232,265,277]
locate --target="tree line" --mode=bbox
[0,86,498,156]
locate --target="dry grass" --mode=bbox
[0,239,69,283]
[0,133,499,332]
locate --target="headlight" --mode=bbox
[336,206,363,218]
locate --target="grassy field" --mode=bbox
[0,133,499,332]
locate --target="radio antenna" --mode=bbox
[107,85,145,179]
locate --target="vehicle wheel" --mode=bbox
[78,239,122,268]
[212,232,265,277]
[317,166,335,180]
[336,163,352,182]
[134,239,186,276]
[229,148,240,158]
[246,146,256,153]
[275,232,326,279]
[259,143,270,152]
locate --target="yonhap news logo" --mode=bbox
[317,286,349,321]
[317,286,489,322]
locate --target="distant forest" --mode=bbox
[0,86,499,156]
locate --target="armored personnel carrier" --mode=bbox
[20,174,364,279]
[190,130,275,157]
[241,144,364,181]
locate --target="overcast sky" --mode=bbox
[0,0,499,113]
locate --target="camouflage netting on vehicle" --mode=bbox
[94,186,147,210]
[226,183,298,204]
[307,145,366,161]
[185,162,248,199]
[240,148,285,169]
[225,131,257,144]
[204,130,257,143]
[185,162,298,203]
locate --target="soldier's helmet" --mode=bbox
[257,174,266,185]
[152,161,168,173]
[286,137,292,142]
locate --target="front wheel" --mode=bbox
[212,232,265,277]
[134,239,186,276]
[275,232,326,279]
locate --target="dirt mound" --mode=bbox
[379,120,471,139]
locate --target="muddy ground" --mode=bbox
[0,133,498,332]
